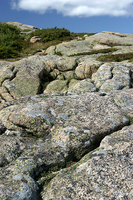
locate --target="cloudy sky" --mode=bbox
[1,0,133,33]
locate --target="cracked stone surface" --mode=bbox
[0,30,133,199]
[46,31,133,56]
[42,124,133,200]
[92,62,132,92]
[0,55,78,100]
[0,43,133,99]
[0,89,132,199]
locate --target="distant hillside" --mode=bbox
[0,21,95,59]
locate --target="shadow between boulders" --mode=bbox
[37,69,55,94]
[34,118,130,198]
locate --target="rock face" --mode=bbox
[30,36,42,43]
[42,124,133,200]
[46,31,133,56]
[0,30,133,199]
[6,22,38,32]
[0,56,132,100]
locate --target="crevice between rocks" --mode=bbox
[130,70,133,88]
[1,69,18,86]
[9,70,18,81]
[3,86,14,99]
[37,69,55,94]
[0,94,7,102]
[34,119,130,199]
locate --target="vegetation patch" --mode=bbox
[124,114,133,125]
[21,29,32,32]
[37,160,76,189]
[29,26,71,43]
[29,28,95,43]
[99,40,132,47]
[131,72,133,88]
[0,22,96,59]
[0,22,26,58]
[97,52,133,62]
[55,51,63,56]
[71,32,95,39]
[68,48,117,57]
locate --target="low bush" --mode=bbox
[29,26,71,43]
[0,22,25,58]
[0,22,96,59]
[29,27,96,43]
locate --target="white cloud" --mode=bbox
[11,0,133,17]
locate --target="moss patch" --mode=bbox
[97,52,133,62]
[55,51,63,56]
[68,48,117,57]
[38,160,76,189]
[124,114,133,125]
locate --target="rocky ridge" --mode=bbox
[0,31,133,199]
[6,22,38,34]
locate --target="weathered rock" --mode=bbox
[0,55,77,98]
[0,29,133,199]
[30,36,42,43]
[86,32,133,46]
[0,91,130,158]
[102,31,127,37]
[0,89,132,199]
[62,71,76,80]
[68,79,80,89]
[44,80,68,93]
[42,124,133,200]
[2,55,132,99]
[45,31,133,60]
[45,31,133,57]
[68,79,96,94]
[0,61,11,68]
[107,88,133,118]
[92,62,132,92]
[75,60,101,79]
[6,22,38,32]
[45,46,56,55]
[50,69,60,79]
[0,86,13,102]
[92,43,110,50]
[46,40,92,56]
[55,56,77,72]
[1,58,44,98]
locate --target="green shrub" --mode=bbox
[29,26,71,43]
[55,51,63,56]
[0,22,25,58]
[70,32,95,39]
[0,22,96,59]
[21,29,32,32]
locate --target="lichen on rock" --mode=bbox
[0,30,133,199]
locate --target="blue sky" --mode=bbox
[1,0,133,34]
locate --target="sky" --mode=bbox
[1,0,133,34]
